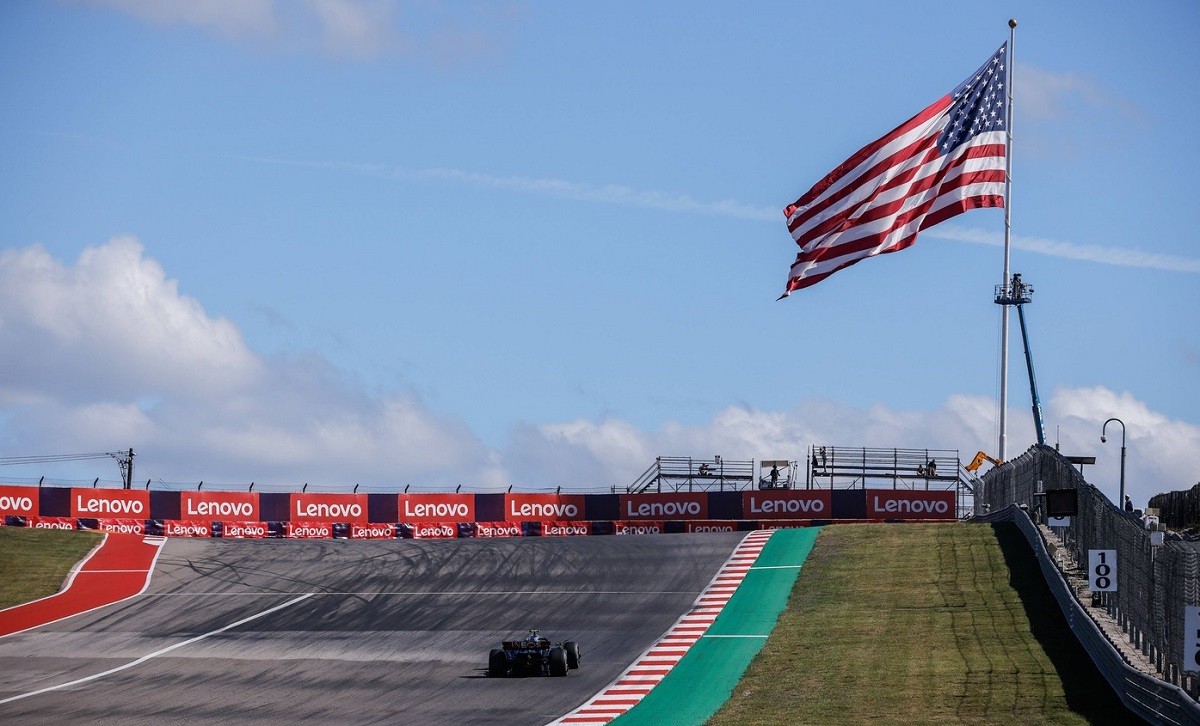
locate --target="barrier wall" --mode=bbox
[0,486,955,537]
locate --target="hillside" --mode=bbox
[708,522,1140,725]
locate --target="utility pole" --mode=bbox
[116,448,135,489]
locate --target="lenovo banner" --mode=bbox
[684,520,739,533]
[350,522,396,539]
[287,521,333,538]
[866,490,956,520]
[505,493,588,522]
[30,517,76,530]
[71,489,149,519]
[613,520,665,535]
[162,520,212,537]
[475,521,522,538]
[95,519,146,535]
[743,490,831,520]
[179,491,259,522]
[400,522,459,539]
[397,493,475,523]
[0,486,38,517]
[219,521,269,538]
[541,521,591,536]
[290,493,367,523]
[619,492,707,520]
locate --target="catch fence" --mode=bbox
[978,445,1200,723]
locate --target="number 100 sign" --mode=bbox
[1089,549,1117,592]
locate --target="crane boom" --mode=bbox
[995,274,1047,447]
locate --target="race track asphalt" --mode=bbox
[0,532,746,725]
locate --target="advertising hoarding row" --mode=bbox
[0,486,957,525]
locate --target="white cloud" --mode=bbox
[2,240,1193,504]
[0,239,491,489]
[80,0,513,63]
[80,0,278,38]
[0,238,261,403]
[508,389,1196,506]
[306,0,395,58]
[1017,62,1146,125]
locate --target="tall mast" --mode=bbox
[998,18,1016,461]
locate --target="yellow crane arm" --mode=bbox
[966,451,1002,472]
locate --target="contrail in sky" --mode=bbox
[925,223,1200,274]
[229,153,1198,273]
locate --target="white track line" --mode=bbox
[0,593,313,705]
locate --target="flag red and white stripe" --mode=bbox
[780,44,1008,297]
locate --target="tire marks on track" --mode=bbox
[549,529,775,725]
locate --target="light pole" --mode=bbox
[1101,417,1127,512]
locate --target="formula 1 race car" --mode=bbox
[488,630,581,677]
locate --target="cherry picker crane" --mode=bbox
[995,273,1047,447]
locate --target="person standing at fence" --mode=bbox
[1124,495,1134,513]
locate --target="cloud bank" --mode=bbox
[1,240,1195,504]
[80,0,508,63]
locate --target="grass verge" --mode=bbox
[707,522,1139,725]
[0,527,103,610]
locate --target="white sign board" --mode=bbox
[1185,606,1200,672]
[1088,549,1117,592]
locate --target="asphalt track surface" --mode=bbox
[0,532,746,725]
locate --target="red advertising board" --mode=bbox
[408,522,458,539]
[618,492,707,520]
[350,523,396,539]
[475,521,522,538]
[0,485,38,517]
[505,493,588,522]
[222,521,269,538]
[743,490,832,520]
[29,517,75,530]
[71,489,150,519]
[866,490,956,520]
[613,520,665,535]
[287,521,333,538]
[179,491,259,522]
[541,521,591,536]
[95,519,146,535]
[163,520,212,537]
[290,493,367,523]
[397,493,475,523]
[684,520,739,533]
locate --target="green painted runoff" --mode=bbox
[610,527,821,726]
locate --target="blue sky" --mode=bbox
[1,0,1197,505]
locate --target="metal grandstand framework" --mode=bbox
[623,448,976,517]
[623,456,799,494]
[804,445,975,518]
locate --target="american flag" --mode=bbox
[779,43,1008,297]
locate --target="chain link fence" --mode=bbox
[977,444,1200,707]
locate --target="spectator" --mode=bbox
[927,459,937,477]
[1125,495,1134,513]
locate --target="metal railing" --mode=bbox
[621,456,756,494]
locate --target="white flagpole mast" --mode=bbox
[998,19,1016,462]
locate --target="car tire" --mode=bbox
[564,641,581,669]
[548,647,568,677]
[489,648,507,677]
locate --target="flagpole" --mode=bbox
[998,18,1016,462]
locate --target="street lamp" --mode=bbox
[1101,417,1127,512]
